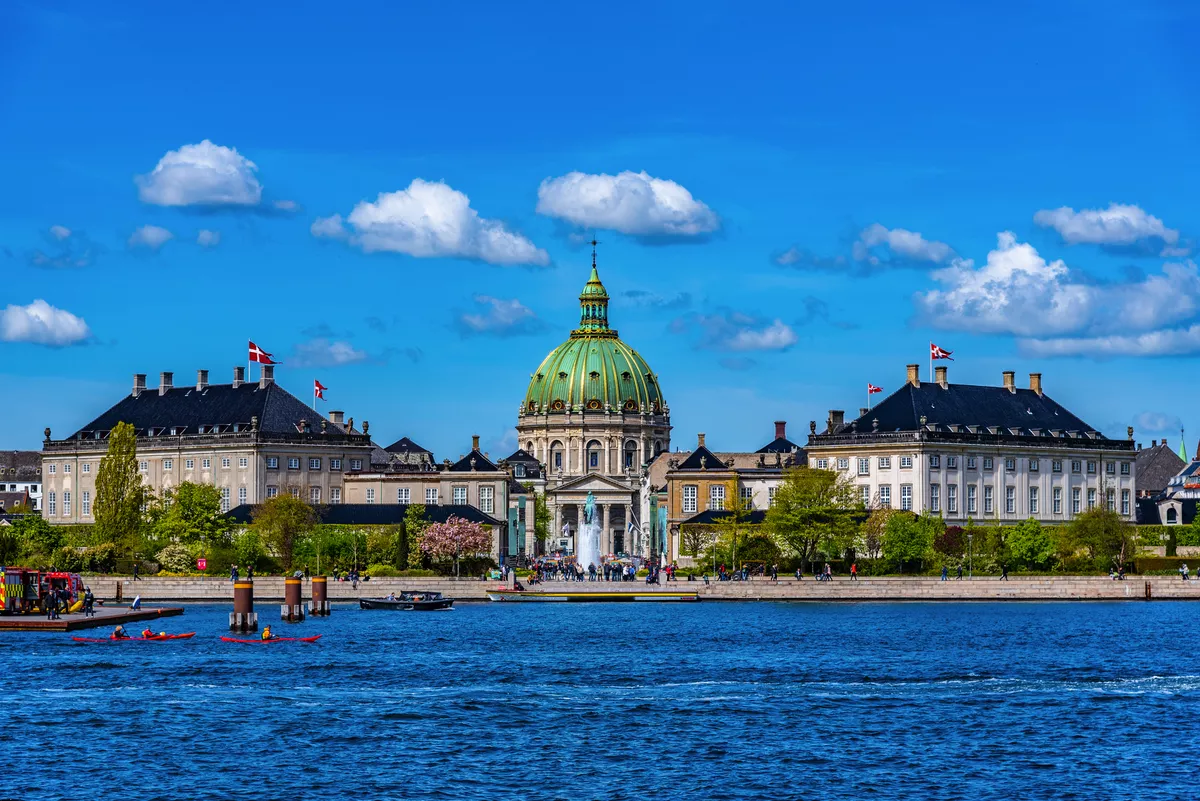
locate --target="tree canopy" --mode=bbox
[765,467,862,568]
[421,515,491,576]
[93,422,146,555]
[250,495,317,571]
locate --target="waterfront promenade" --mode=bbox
[78,574,1200,602]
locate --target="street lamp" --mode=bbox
[968,532,973,579]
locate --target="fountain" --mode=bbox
[576,491,602,569]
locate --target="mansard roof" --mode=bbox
[385,437,431,455]
[504,448,540,463]
[756,436,803,454]
[447,449,499,473]
[1135,443,1187,497]
[674,445,726,471]
[0,450,42,480]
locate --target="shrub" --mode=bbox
[365,563,403,577]
[155,543,195,573]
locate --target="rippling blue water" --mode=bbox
[3,601,1198,800]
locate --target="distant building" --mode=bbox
[0,489,31,512]
[805,365,1137,524]
[41,366,375,524]
[1134,440,1185,499]
[0,450,43,511]
[1140,440,1200,526]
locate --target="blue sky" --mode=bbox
[2,0,1199,459]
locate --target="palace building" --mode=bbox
[515,250,671,557]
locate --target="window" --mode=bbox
[768,487,777,507]
[201,458,210,470]
[63,491,71,516]
[878,456,891,469]
[163,459,173,470]
[350,459,362,471]
[624,446,636,469]
[290,487,300,498]
[480,486,494,513]
[587,440,601,470]
[1053,487,1062,515]
[1052,460,1062,473]
[82,463,91,474]
[81,490,90,517]
[48,491,56,516]
[1106,489,1115,511]
[64,464,71,474]
[984,486,994,514]
[966,456,977,470]
[266,486,279,498]
[331,488,341,504]
[238,487,247,506]
[1028,487,1038,515]
[930,483,940,512]
[426,488,438,505]
[857,457,870,476]
[1105,462,1116,475]
[682,485,698,514]
[900,484,913,511]
[139,461,148,472]
[1087,461,1096,474]
[837,458,849,471]
[395,488,409,504]
[288,458,300,470]
[740,485,754,509]
[900,456,913,469]
[366,488,375,504]
[514,464,526,478]
[983,457,993,470]
[930,455,941,468]
[330,458,341,471]
[310,487,321,504]
[1072,488,1081,514]
[219,457,229,469]
[967,485,977,514]
[266,457,278,469]
[1029,458,1039,472]
[1005,486,1015,514]
[1004,458,1015,471]
[309,458,321,470]
[710,484,726,511]
[48,464,56,474]
[948,484,958,514]
[1087,488,1096,510]
[1071,460,1081,473]
[1121,462,1130,476]
[1121,489,1130,516]
[453,486,467,505]
[879,485,891,508]
[221,487,230,512]
[859,485,871,506]
[815,458,829,470]
[947,456,958,469]
[553,450,563,470]
[239,457,248,469]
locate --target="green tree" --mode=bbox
[1008,518,1054,569]
[713,479,755,569]
[766,467,862,571]
[235,529,267,570]
[93,422,147,555]
[882,512,937,571]
[403,504,430,569]
[526,486,549,546]
[148,482,232,549]
[13,513,60,558]
[859,508,895,560]
[250,495,317,571]
[1066,508,1134,568]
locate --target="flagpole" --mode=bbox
[929,342,932,386]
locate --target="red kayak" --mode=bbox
[220,635,322,644]
[72,633,196,643]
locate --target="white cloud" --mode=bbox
[1021,324,1200,358]
[0,300,91,346]
[536,170,719,237]
[196,229,220,248]
[49,225,71,241]
[683,311,797,352]
[128,225,173,250]
[29,226,96,268]
[456,295,544,337]
[315,180,548,266]
[273,200,298,212]
[1133,411,1182,434]
[292,338,368,367]
[853,223,956,265]
[1033,202,1182,251]
[136,140,263,207]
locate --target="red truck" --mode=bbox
[0,568,84,614]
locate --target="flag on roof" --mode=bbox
[314,380,327,400]
[930,342,953,360]
[868,383,882,394]
[249,340,276,365]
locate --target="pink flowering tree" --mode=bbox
[420,516,492,577]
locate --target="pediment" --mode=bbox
[552,472,632,495]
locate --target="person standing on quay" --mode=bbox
[850,562,857,581]
[1180,563,1189,581]
[230,564,239,583]
[1000,563,1009,581]
[956,563,963,580]
[941,565,948,582]
[132,562,141,581]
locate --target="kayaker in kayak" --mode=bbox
[112,626,129,640]
[142,626,155,639]
[261,625,275,641]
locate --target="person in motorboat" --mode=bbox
[111,625,129,640]
[386,592,397,601]
[261,625,276,641]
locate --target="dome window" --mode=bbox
[623,399,638,411]
[551,400,565,411]
[621,371,631,381]
[535,373,543,381]
[527,401,537,412]
[587,399,602,410]
[589,371,600,380]
[558,371,568,380]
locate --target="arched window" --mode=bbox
[525,441,534,455]
[654,440,664,456]
[587,439,602,471]
[624,440,638,470]
[1168,507,1178,524]
[550,440,564,472]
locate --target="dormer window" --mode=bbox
[621,371,631,381]
[589,371,600,380]
[558,371,568,380]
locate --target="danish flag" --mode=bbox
[868,383,882,394]
[314,380,327,400]
[930,342,953,360]
[248,340,276,365]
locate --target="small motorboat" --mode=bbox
[72,632,196,643]
[359,592,454,611]
[220,635,323,644]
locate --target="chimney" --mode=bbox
[774,421,787,440]
[159,371,173,395]
[232,366,244,388]
[259,365,274,388]
[196,369,209,391]
[906,364,920,387]
[1137,442,1142,451]
[829,410,845,430]
[697,433,706,448]
[132,373,146,398]
[859,407,869,418]
[472,434,480,451]
[1002,370,1015,392]
[1152,439,1157,447]
[329,410,344,424]
[935,365,948,388]
[1029,372,1042,396]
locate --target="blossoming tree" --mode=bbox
[420,516,492,577]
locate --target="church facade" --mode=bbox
[515,251,671,558]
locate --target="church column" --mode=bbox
[624,502,632,555]
[601,503,611,556]
[553,501,562,551]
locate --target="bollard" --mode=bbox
[308,575,330,617]
[230,580,258,632]
[1145,580,1152,600]
[281,577,305,622]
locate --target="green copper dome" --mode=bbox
[524,257,664,415]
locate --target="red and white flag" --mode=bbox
[868,383,882,394]
[314,380,327,400]
[249,340,276,365]
[930,342,953,360]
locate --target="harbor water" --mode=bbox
[4,601,1198,800]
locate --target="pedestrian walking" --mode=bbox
[956,563,963,580]
[850,562,857,581]
[230,564,239,583]
[132,562,141,581]
[941,565,948,582]
[1181,563,1190,581]
[1000,563,1009,581]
